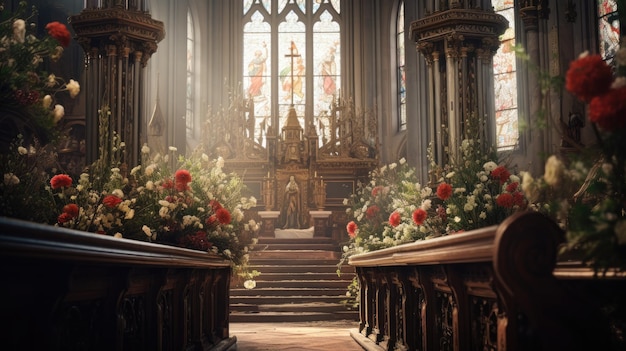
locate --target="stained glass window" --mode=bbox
[243,0,341,146]
[397,1,406,131]
[493,0,518,151]
[598,0,621,66]
[186,9,195,136]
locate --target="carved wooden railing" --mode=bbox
[348,211,626,351]
[0,217,236,351]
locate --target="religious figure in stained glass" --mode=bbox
[247,41,268,99]
[318,42,338,101]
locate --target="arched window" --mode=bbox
[493,0,518,151]
[597,0,620,66]
[242,0,341,146]
[186,9,195,138]
[396,0,406,132]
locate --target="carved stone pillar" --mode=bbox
[410,7,507,164]
[69,3,165,168]
[518,1,551,175]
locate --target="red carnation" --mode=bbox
[365,205,380,219]
[103,195,122,208]
[565,54,613,102]
[491,166,511,184]
[505,181,519,193]
[412,208,428,226]
[175,169,192,191]
[179,231,213,251]
[216,208,231,224]
[588,87,626,131]
[50,174,72,189]
[62,203,79,218]
[162,178,174,189]
[513,191,526,207]
[45,21,71,48]
[436,183,453,200]
[496,193,514,208]
[209,199,223,211]
[388,212,401,227]
[346,221,358,238]
[206,214,217,226]
[371,186,383,197]
[57,212,73,224]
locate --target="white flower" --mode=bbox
[217,156,225,168]
[113,233,123,238]
[454,216,461,223]
[42,95,52,109]
[483,161,497,172]
[124,209,135,220]
[112,189,124,198]
[4,173,20,186]
[543,155,565,186]
[223,249,232,258]
[389,162,397,170]
[66,79,80,98]
[13,19,25,43]
[141,144,150,154]
[420,199,432,211]
[168,146,177,152]
[145,164,156,176]
[53,104,65,123]
[446,172,455,178]
[142,225,152,237]
[399,158,406,164]
[243,280,257,289]
[17,146,27,155]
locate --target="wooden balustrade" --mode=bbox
[0,217,236,351]
[348,211,626,351]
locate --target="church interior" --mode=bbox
[1,0,625,350]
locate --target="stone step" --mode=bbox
[249,272,354,281]
[230,302,352,313]
[231,295,349,305]
[256,237,336,244]
[232,287,349,297]
[249,279,353,289]
[253,243,339,251]
[229,311,359,323]
[247,264,354,274]
[250,249,340,259]
[248,258,344,265]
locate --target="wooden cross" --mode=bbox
[285,41,301,105]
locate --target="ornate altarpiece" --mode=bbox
[202,96,378,238]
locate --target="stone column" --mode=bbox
[258,211,280,237]
[69,3,165,168]
[411,7,507,164]
[309,210,332,237]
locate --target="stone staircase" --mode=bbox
[229,236,359,323]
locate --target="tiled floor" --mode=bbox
[230,320,365,351]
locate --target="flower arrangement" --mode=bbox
[338,130,527,273]
[0,1,79,145]
[523,42,626,274]
[0,106,261,287]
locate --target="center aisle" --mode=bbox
[230,320,364,350]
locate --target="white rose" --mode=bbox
[66,79,80,98]
[42,95,52,109]
[13,19,25,43]
[53,104,65,123]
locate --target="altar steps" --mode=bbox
[229,236,358,323]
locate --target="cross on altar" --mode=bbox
[285,41,301,105]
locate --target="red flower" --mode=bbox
[388,212,401,227]
[436,183,452,200]
[436,205,447,221]
[216,208,231,224]
[588,87,626,131]
[57,212,73,224]
[209,200,223,211]
[175,169,192,191]
[206,215,217,226]
[365,205,380,219]
[513,191,526,207]
[412,208,428,225]
[505,182,519,193]
[62,203,79,218]
[162,178,174,189]
[103,195,122,208]
[50,174,72,189]
[491,166,511,184]
[45,21,71,48]
[496,193,514,208]
[565,54,613,102]
[371,186,383,197]
[179,231,213,251]
[346,221,358,238]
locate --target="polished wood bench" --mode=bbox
[0,217,236,351]
[348,211,625,351]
